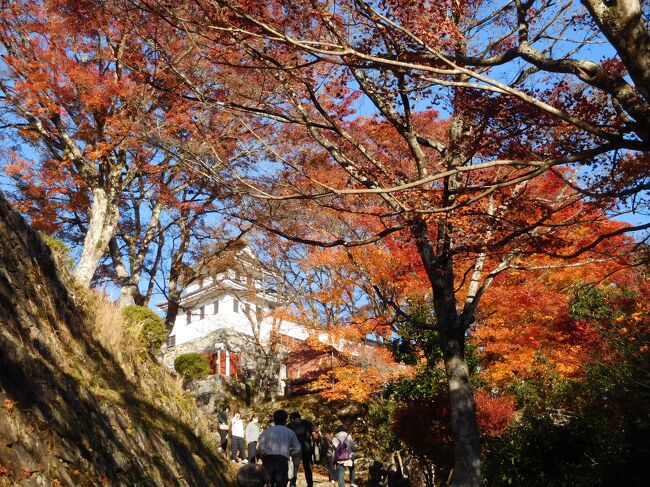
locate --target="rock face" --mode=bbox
[0,193,231,486]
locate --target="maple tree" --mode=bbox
[0,0,254,307]
[0,1,647,484]
[0,0,165,286]
[114,1,650,482]
[475,257,649,393]
[267,241,406,402]
[257,167,637,483]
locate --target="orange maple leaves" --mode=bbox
[474,262,647,387]
[311,358,406,403]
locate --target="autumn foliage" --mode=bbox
[1,1,648,485]
[474,260,644,387]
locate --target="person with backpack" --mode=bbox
[288,412,315,487]
[332,425,356,487]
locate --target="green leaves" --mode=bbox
[568,282,617,323]
[173,352,211,380]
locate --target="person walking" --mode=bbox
[332,425,356,487]
[246,414,262,463]
[217,406,230,454]
[232,411,247,463]
[288,412,315,487]
[258,409,300,487]
[322,432,338,484]
[310,430,321,465]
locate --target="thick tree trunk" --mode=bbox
[108,238,141,308]
[441,329,481,487]
[118,281,141,307]
[581,0,650,104]
[111,202,163,307]
[411,217,481,486]
[74,188,119,287]
[164,289,181,331]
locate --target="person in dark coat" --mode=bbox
[368,461,388,487]
[217,406,230,454]
[288,412,315,487]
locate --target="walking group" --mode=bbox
[218,407,357,487]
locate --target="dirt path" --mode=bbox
[296,471,333,487]
[232,462,335,487]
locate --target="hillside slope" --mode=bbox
[0,193,231,486]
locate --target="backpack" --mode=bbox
[334,434,352,461]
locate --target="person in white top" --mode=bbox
[231,411,247,463]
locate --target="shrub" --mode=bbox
[174,353,211,380]
[122,305,167,353]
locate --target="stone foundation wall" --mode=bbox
[0,192,231,487]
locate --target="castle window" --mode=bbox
[186,310,191,324]
[198,277,204,289]
[213,300,219,314]
[200,306,205,320]
[167,335,176,348]
[233,299,239,313]
[244,303,251,315]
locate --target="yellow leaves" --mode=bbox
[631,312,644,323]
[474,314,593,387]
[556,363,578,375]
[310,366,371,402]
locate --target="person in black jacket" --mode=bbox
[217,406,230,454]
[288,412,314,487]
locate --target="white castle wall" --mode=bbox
[168,293,309,347]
